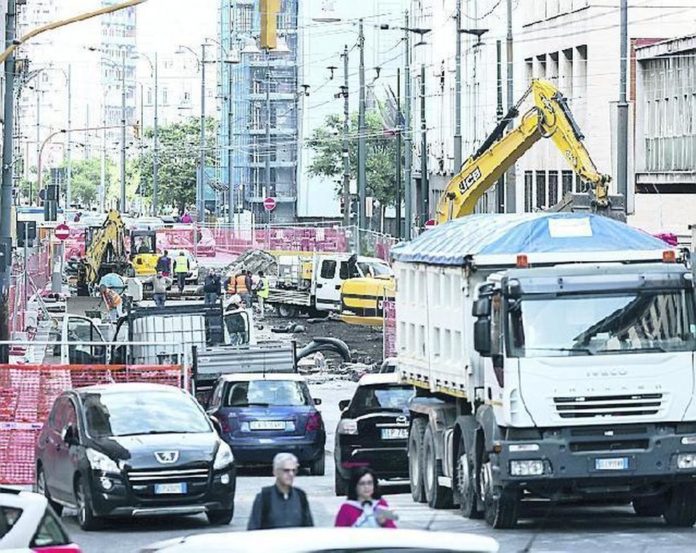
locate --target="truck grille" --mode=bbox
[554,393,663,419]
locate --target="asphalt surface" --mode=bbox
[57,379,696,553]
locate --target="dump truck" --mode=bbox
[394,212,696,529]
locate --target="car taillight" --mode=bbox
[219,416,232,434]
[33,545,82,553]
[306,412,322,433]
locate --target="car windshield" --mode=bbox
[351,385,414,411]
[83,391,211,438]
[224,380,309,407]
[358,261,392,278]
[508,290,696,357]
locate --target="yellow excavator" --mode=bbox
[341,79,623,324]
[81,210,131,285]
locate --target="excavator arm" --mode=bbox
[436,79,615,223]
[84,210,129,284]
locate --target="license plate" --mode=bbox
[381,428,408,440]
[595,457,629,471]
[250,420,286,431]
[154,483,187,495]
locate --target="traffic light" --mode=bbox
[260,0,280,50]
[16,221,36,248]
[44,184,59,222]
[132,121,140,140]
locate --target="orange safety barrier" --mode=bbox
[0,363,186,485]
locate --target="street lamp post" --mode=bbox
[140,52,159,214]
[120,49,127,212]
[199,43,207,221]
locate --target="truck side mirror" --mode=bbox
[339,399,350,411]
[472,297,491,317]
[474,318,492,356]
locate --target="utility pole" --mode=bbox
[341,44,350,227]
[496,40,505,213]
[420,64,428,224]
[395,67,402,240]
[453,0,462,172]
[33,88,40,206]
[505,0,516,212]
[264,47,271,222]
[199,43,207,221]
[227,56,233,225]
[617,0,628,211]
[152,52,159,215]
[357,19,367,235]
[403,11,412,240]
[120,49,127,212]
[0,0,17,362]
[66,64,73,210]
[139,83,144,213]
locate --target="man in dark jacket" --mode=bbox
[247,452,314,530]
[203,270,221,305]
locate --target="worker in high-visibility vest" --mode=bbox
[99,284,123,322]
[256,270,270,319]
[173,251,189,293]
[234,271,251,308]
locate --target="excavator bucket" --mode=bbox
[549,192,626,222]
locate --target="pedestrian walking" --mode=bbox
[144,271,172,307]
[173,251,189,293]
[244,270,254,309]
[247,452,314,530]
[203,270,221,305]
[156,250,171,277]
[99,284,123,322]
[256,270,270,318]
[76,258,89,297]
[334,468,397,528]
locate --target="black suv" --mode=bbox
[334,374,414,495]
[35,383,236,530]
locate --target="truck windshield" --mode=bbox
[508,290,696,357]
[358,261,393,278]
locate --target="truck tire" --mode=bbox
[456,434,483,519]
[278,304,298,318]
[633,495,666,517]
[481,460,518,529]
[422,424,453,509]
[663,484,696,527]
[409,418,427,503]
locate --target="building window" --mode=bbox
[561,170,573,196]
[548,171,559,206]
[162,87,168,105]
[535,171,546,209]
[235,5,253,33]
[524,171,533,212]
[146,87,153,105]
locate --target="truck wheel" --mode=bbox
[422,424,453,509]
[456,435,483,519]
[481,460,518,529]
[663,484,696,527]
[278,304,297,318]
[633,495,666,517]
[335,471,349,497]
[409,418,427,503]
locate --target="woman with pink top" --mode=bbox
[334,468,398,528]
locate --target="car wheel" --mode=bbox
[36,467,62,516]
[456,434,483,519]
[633,495,666,517]
[481,460,518,529]
[422,424,453,509]
[75,477,103,531]
[408,418,427,503]
[335,470,349,497]
[207,508,234,526]
[663,484,696,527]
[310,454,326,476]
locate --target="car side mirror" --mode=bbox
[209,415,223,435]
[338,399,350,411]
[314,398,322,406]
[62,424,79,446]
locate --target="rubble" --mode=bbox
[223,249,278,276]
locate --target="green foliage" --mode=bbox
[306,110,398,208]
[135,116,218,213]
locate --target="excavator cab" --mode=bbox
[130,230,159,277]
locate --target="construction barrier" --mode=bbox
[0,363,186,485]
[8,242,51,337]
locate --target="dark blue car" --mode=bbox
[207,374,326,475]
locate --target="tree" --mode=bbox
[306,110,397,210]
[135,116,218,213]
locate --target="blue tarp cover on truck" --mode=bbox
[391,213,670,266]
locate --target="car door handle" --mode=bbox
[335,285,341,290]
[316,283,323,288]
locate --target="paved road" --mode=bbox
[62,381,696,553]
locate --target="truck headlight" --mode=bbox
[509,443,540,452]
[510,460,544,476]
[337,419,358,435]
[86,449,120,473]
[213,442,234,470]
[677,453,696,469]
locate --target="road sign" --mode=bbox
[54,223,70,241]
[424,219,437,229]
[263,197,277,212]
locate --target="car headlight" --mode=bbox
[213,442,234,470]
[86,448,120,473]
